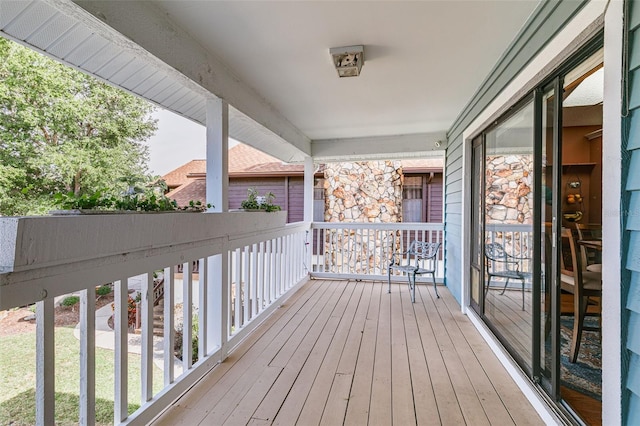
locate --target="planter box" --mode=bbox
[0,211,287,274]
[48,209,202,215]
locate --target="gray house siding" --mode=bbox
[443,0,588,304]
[429,173,444,222]
[229,177,309,223]
[444,137,464,302]
[287,177,305,223]
[229,177,288,215]
[623,2,640,423]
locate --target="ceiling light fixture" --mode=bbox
[330,45,364,77]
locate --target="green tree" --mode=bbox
[0,38,157,216]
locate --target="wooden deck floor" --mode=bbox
[152,280,543,426]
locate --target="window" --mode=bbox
[403,176,423,222]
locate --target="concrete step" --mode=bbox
[152,296,164,335]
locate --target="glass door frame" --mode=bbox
[469,134,485,315]
[536,78,563,400]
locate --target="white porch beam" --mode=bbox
[71,0,311,158]
[311,132,447,162]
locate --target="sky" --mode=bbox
[145,109,205,176]
[145,108,238,177]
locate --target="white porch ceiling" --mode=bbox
[0,0,539,162]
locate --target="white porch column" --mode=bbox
[303,156,314,223]
[205,98,229,358]
[303,156,314,276]
[206,98,229,212]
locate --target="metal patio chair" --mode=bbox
[485,242,531,310]
[388,240,441,303]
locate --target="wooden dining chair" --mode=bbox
[559,228,602,363]
[575,223,602,272]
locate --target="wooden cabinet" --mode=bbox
[561,126,602,226]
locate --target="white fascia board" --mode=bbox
[69,0,311,157]
[311,132,447,162]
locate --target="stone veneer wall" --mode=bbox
[323,161,402,273]
[485,155,533,224]
[485,154,533,258]
[324,161,402,222]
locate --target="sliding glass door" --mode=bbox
[468,39,603,423]
[482,100,535,371]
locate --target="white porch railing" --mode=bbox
[0,212,309,425]
[310,222,445,281]
[485,223,533,258]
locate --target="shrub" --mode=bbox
[174,313,199,364]
[96,284,112,296]
[110,294,138,328]
[61,296,80,307]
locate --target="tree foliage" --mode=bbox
[0,38,157,216]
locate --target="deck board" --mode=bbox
[200,280,335,424]
[390,284,416,425]
[251,280,349,424]
[343,279,381,425]
[438,286,543,426]
[421,284,492,426]
[268,281,352,425]
[402,285,441,426]
[297,279,364,424]
[369,279,393,425]
[152,280,544,426]
[425,285,513,425]
[321,281,373,425]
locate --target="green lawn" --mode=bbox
[0,327,164,425]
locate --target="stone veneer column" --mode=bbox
[323,161,402,274]
[485,154,533,257]
[324,161,402,222]
[485,154,533,225]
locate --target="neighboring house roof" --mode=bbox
[162,145,304,191]
[228,143,304,177]
[166,178,206,206]
[162,143,444,206]
[162,160,206,189]
[162,144,305,206]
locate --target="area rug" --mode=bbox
[560,317,602,400]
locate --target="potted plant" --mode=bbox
[240,187,281,212]
[50,178,211,214]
